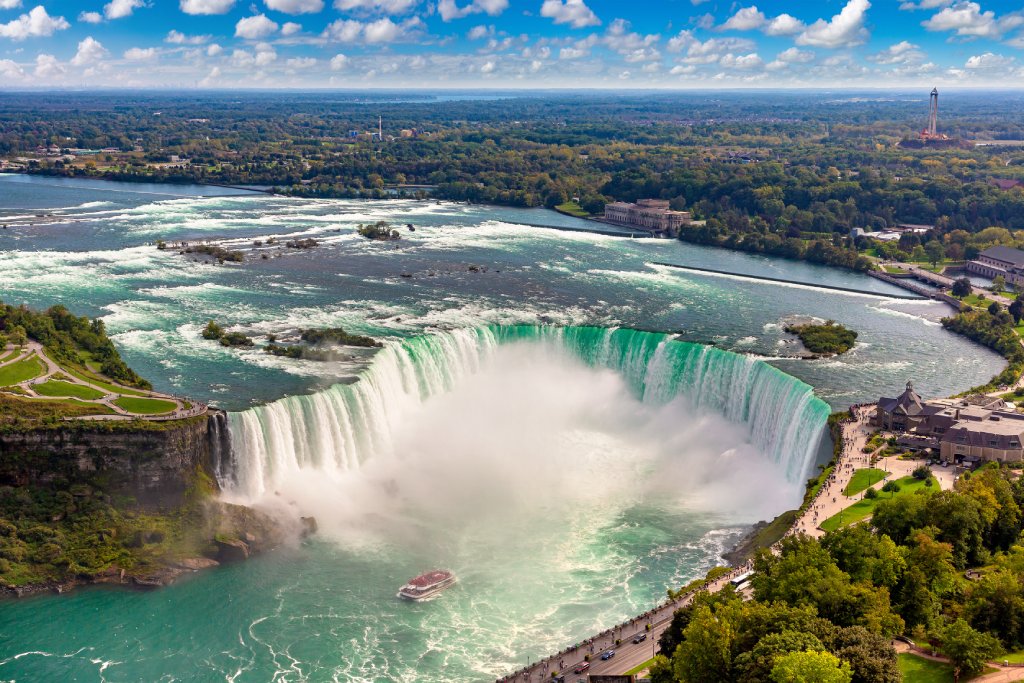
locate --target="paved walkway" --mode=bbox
[0,341,205,421]
[893,640,1024,682]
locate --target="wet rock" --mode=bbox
[215,538,250,562]
[300,516,318,537]
[174,557,220,571]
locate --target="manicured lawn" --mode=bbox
[844,468,888,496]
[1003,650,1024,664]
[554,200,589,218]
[0,356,46,387]
[63,366,147,396]
[960,294,992,308]
[898,653,954,682]
[113,397,176,415]
[32,380,106,400]
[0,349,19,364]
[820,476,935,532]
[625,657,659,676]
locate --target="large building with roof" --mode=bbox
[966,245,1024,286]
[603,199,691,236]
[875,381,1023,465]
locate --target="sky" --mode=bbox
[0,0,1023,88]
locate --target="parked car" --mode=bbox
[601,650,615,661]
[632,633,647,644]
[573,662,590,674]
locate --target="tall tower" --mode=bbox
[378,115,383,142]
[927,88,938,137]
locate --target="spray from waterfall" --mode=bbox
[220,327,830,536]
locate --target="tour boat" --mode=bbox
[398,570,457,601]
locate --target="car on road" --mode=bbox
[600,650,615,661]
[632,633,647,643]
[573,662,590,674]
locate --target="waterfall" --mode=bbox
[224,326,831,498]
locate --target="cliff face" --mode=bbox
[0,413,226,506]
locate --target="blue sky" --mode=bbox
[0,0,1022,88]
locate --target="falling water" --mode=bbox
[224,326,830,498]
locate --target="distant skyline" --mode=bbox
[0,0,1022,88]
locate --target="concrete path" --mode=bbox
[893,640,1024,682]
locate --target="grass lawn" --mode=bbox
[1002,650,1024,664]
[0,356,46,387]
[0,349,19,364]
[32,380,106,400]
[898,653,955,682]
[960,293,991,308]
[114,396,176,415]
[625,657,659,676]
[820,476,935,532]
[554,200,589,218]
[63,366,148,397]
[844,468,889,496]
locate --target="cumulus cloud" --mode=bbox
[286,56,317,68]
[719,52,763,69]
[166,30,210,44]
[540,0,599,29]
[124,46,157,60]
[332,0,417,12]
[900,0,952,9]
[467,24,493,39]
[104,0,144,20]
[322,16,422,43]
[329,53,348,69]
[34,53,64,78]
[206,43,223,56]
[965,51,1015,68]
[722,6,766,31]
[70,36,107,67]
[920,2,1019,38]
[796,0,871,48]
[281,21,302,35]
[0,58,24,78]
[480,59,495,73]
[235,14,279,39]
[78,11,103,23]
[438,0,508,21]
[870,40,925,64]
[0,0,22,8]
[199,66,220,86]
[265,0,323,14]
[0,6,70,40]
[180,0,235,15]
[764,14,804,36]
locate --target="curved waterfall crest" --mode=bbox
[226,326,831,498]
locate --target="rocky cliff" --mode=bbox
[0,413,227,506]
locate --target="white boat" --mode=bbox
[398,570,456,601]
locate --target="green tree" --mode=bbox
[647,655,674,683]
[674,605,734,683]
[993,274,1006,294]
[911,245,928,263]
[925,240,945,268]
[769,650,852,683]
[952,277,972,298]
[940,618,1002,677]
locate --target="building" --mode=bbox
[874,381,1022,464]
[603,199,692,236]
[991,179,1023,191]
[966,245,1024,286]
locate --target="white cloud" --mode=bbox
[104,0,144,20]
[965,51,1015,68]
[70,36,107,66]
[286,56,316,68]
[0,0,22,9]
[332,0,417,12]
[559,46,586,59]
[796,0,871,48]
[281,21,302,35]
[921,2,1011,38]
[199,66,220,86]
[670,64,696,75]
[722,6,766,31]
[540,0,599,29]
[0,58,24,78]
[467,24,493,39]
[438,0,508,21]
[34,53,64,78]
[78,11,103,23]
[254,43,277,65]
[265,0,323,14]
[329,52,348,69]
[720,52,762,69]
[900,0,952,9]
[776,46,814,63]
[870,40,925,64]
[166,30,210,44]
[235,14,278,39]
[764,13,804,36]
[206,43,222,56]
[124,46,157,60]
[0,6,69,40]
[180,0,235,15]
[322,16,421,43]
[480,59,495,73]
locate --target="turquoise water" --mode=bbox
[0,175,1006,682]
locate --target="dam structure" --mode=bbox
[220,325,831,499]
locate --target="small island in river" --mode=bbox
[785,320,859,356]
